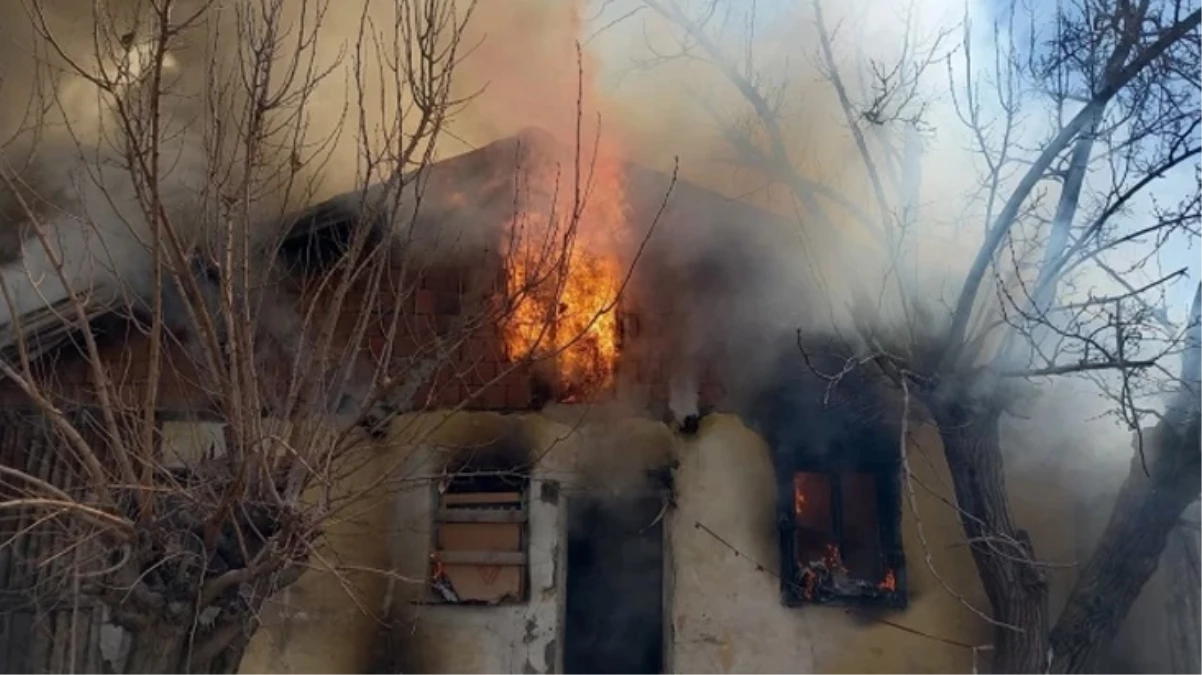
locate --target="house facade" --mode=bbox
[0,131,1184,674]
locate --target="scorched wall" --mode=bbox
[233,407,1084,674]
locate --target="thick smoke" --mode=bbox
[550,9,1195,658]
[572,1,1193,445]
[0,1,1185,453]
[0,1,1188,669]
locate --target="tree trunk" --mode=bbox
[1048,420,1201,672]
[1166,506,1201,674]
[121,610,257,674]
[124,622,188,673]
[931,401,1051,673]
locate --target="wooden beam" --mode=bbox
[437,508,527,523]
[435,550,526,565]
[441,491,522,506]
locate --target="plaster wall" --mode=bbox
[239,407,675,674]
[667,415,993,674]
[240,408,1092,674]
[385,447,565,674]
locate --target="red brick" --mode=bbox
[464,338,505,364]
[460,339,480,362]
[411,382,434,409]
[430,367,453,390]
[407,315,437,343]
[367,324,415,355]
[414,290,436,315]
[435,292,461,316]
[635,359,662,386]
[363,329,388,360]
[473,325,501,342]
[424,268,463,293]
[475,383,507,409]
[421,269,443,292]
[450,360,478,384]
[371,285,414,316]
[366,339,411,369]
[379,334,418,361]
[504,381,531,409]
[494,364,526,390]
[433,382,466,408]
[460,359,497,385]
[622,313,641,339]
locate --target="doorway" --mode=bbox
[564,493,665,674]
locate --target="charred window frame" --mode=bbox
[427,467,530,605]
[779,456,906,609]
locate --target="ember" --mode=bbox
[429,551,460,602]
[879,569,897,592]
[793,474,806,515]
[796,543,898,604]
[798,544,847,600]
[502,148,628,399]
[824,544,846,571]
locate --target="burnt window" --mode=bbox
[428,467,529,605]
[780,460,906,608]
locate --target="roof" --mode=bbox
[0,128,806,373]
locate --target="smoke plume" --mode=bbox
[0,0,1190,544]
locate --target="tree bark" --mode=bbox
[1048,419,1201,672]
[120,609,258,674]
[931,401,1051,673]
[123,624,184,673]
[1166,505,1201,674]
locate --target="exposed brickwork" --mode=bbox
[614,303,728,414]
[0,247,728,415]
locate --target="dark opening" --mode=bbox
[564,494,665,674]
[792,472,835,564]
[780,461,906,608]
[276,196,384,276]
[740,340,906,608]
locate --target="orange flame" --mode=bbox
[502,147,628,398]
[793,474,807,515]
[802,570,817,600]
[824,544,847,573]
[801,544,846,600]
[879,569,896,592]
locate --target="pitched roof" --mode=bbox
[0,127,800,369]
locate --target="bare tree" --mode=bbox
[0,1,660,672]
[632,0,1200,671]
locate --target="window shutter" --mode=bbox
[431,488,528,604]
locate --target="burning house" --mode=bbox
[0,128,1088,673]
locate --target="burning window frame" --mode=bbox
[778,456,907,609]
[426,469,531,606]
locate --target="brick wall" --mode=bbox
[0,248,728,416]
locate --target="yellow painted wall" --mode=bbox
[667,415,992,674]
[240,407,1082,674]
[238,425,399,674]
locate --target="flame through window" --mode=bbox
[785,468,905,607]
